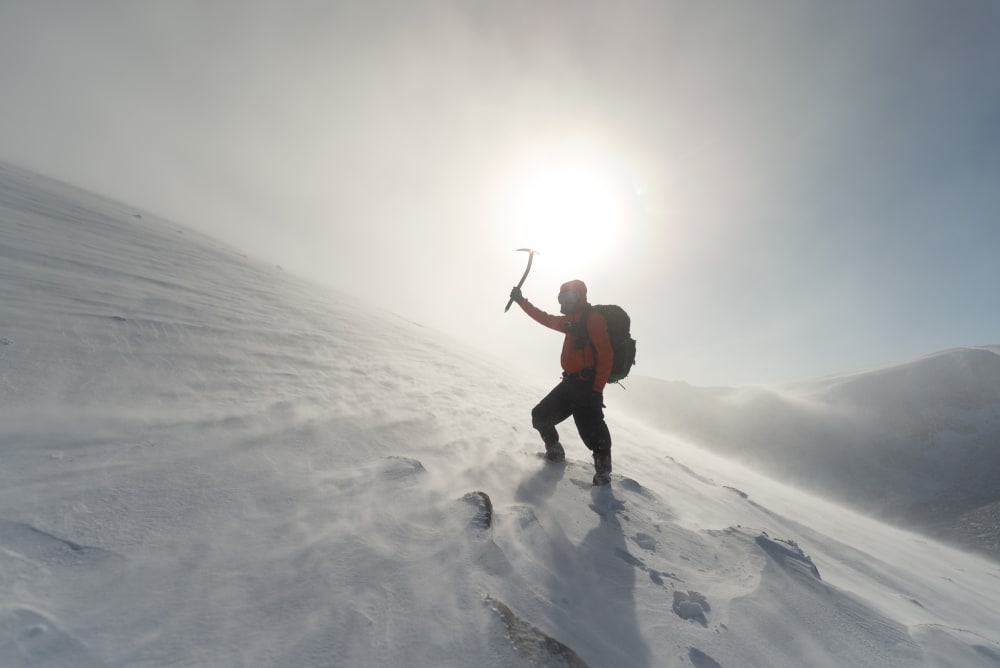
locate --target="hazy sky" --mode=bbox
[2,0,999,386]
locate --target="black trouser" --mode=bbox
[531,378,612,455]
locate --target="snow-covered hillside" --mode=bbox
[617,349,1000,558]
[2,161,1000,667]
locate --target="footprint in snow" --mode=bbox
[673,590,711,627]
[689,647,725,668]
[615,547,647,571]
[633,532,657,552]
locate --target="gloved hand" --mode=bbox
[510,286,525,304]
[590,391,606,410]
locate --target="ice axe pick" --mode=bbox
[504,248,539,312]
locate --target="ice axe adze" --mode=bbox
[504,248,539,312]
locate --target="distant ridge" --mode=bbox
[618,347,1000,560]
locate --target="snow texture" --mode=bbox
[2,161,1000,667]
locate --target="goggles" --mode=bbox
[558,289,582,305]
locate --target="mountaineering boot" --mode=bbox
[544,441,566,463]
[592,451,612,486]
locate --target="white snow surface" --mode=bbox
[2,162,999,667]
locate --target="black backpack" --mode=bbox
[590,304,637,384]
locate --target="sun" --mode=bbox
[503,152,628,272]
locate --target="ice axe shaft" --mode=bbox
[504,248,539,312]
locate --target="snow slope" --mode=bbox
[616,349,1000,557]
[2,161,1000,667]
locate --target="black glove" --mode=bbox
[510,286,525,304]
[590,392,605,410]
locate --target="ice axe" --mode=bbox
[504,248,539,312]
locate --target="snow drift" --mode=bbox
[2,161,999,667]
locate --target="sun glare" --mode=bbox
[504,154,627,272]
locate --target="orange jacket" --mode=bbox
[518,296,614,392]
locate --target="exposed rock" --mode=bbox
[488,596,590,667]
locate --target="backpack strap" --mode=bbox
[585,307,607,378]
[565,304,592,346]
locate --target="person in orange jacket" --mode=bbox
[509,279,614,485]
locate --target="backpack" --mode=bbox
[590,304,637,384]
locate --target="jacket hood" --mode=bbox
[559,279,588,303]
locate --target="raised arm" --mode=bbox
[517,298,566,333]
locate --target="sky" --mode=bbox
[1,0,999,386]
